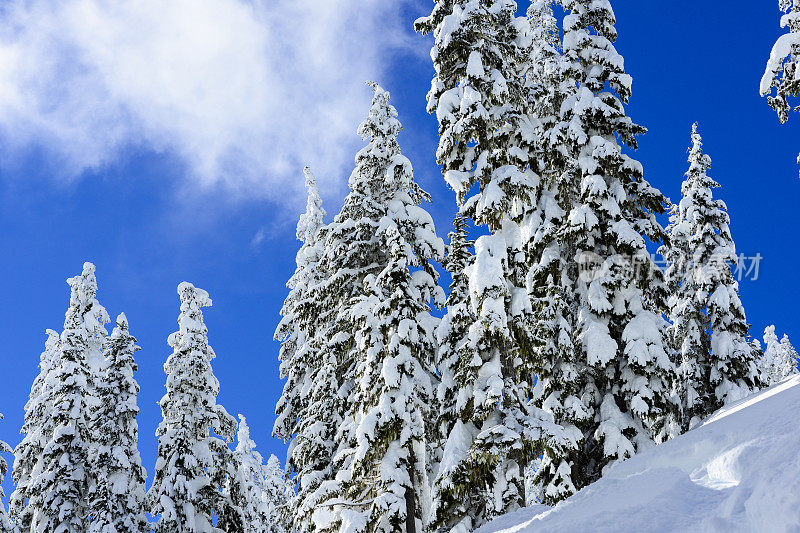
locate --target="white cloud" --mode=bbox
[0,0,421,202]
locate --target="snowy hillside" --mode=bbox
[480,376,800,532]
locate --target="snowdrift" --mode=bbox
[479,376,800,532]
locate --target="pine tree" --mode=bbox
[262,455,291,533]
[662,124,760,429]
[29,262,110,532]
[762,326,799,385]
[148,282,237,533]
[762,0,800,124]
[433,213,473,469]
[762,0,800,172]
[224,415,289,533]
[10,329,59,530]
[418,1,566,527]
[273,166,331,530]
[335,121,444,531]
[304,84,406,531]
[779,335,799,378]
[0,413,15,533]
[88,313,149,533]
[529,0,674,503]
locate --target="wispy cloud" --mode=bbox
[0,0,420,203]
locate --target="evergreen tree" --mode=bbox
[662,124,759,429]
[224,415,288,533]
[88,313,149,533]
[762,326,800,385]
[0,414,14,533]
[273,166,331,530]
[334,121,444,531]
[529,0,674,503]
[262,455,291,533]
[762,0,800,172]
[779,335,799,378]
[10,329,59,530]
[29,262,110,532]
[306,84,407,531]
[418,1,566,527]
[432,213,473,471]
[225,415,267,533]
[148,282,237,533]
[762,0,800,124]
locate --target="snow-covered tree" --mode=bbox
[762,1,800,171]
[415,0,527,230]
[301,84,401,531]
[527,0,675,503]
[273,166,331,530]
[262,455,291,533]
[662,124,760,429]
[433,214,473,468]
[762,0,800,123]
[148,282,237,533]
[0,414,14,533]
[417,1,568,527]
[337,142,444,531]
[29,262,110,532]
[88,313,148,533]
[10,329,59,530]
[762,326,800,385]
[224,415,289,533]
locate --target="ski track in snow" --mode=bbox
[479,375,800,532]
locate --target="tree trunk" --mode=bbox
[405,486,417,533]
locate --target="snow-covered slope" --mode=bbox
[479,376,800,532]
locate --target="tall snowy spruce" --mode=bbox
[525,0,677,504]
[273,166,333,530]
[88,313,148,533]
[225,415,290,533]
[762,1,800,124]
[417,1,567,528]
[301,84,397,531]
[761,326,799,385]
[28,262,110,531]
[0,414,14,533]
[762,1,800,171]
[10,329,59,530]
[327,86,444,532]
[662,124,760,430]
[148,282,237,533]
[281,180,335,532]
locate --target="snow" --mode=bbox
[478,376,800,532]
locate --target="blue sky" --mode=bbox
[0,0,798,499]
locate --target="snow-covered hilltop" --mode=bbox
[480,376,800,532]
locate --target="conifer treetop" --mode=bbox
[298,167,325,244]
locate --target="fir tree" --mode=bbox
[29,262,110,532]
[88,313,149,533]
[10,329,59,530]
[262,455,291,533]
[762,0,800,124]
[530,0,674,503]
[336,126,444,531]
[662,124,760,429]
[0,414,14,533]
[273,166,331,531]
[307,84,408,531]
[762,0,800,172]
[223,415,288,533]
[418,1,566,527]
[433,213,473,470]
[762,326,799,385]
[148,282,237,533]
